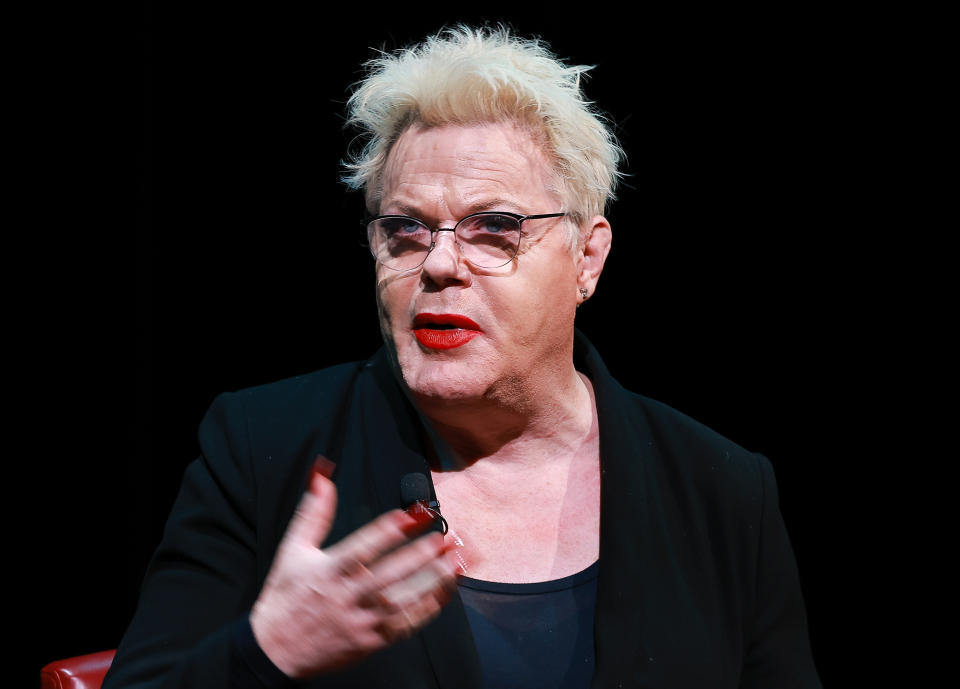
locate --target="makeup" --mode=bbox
[412,313,482,350]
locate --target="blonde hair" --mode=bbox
[342,25,625,247]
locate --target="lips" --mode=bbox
[412,313,482,350]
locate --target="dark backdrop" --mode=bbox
[33,3,874,685]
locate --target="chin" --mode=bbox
[399,356,492,403]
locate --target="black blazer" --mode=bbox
[104,332,821,688]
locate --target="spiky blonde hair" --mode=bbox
[342,25,624,247]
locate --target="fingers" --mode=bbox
[377,598,443,642]
[335,529,459,630]
[373,549,459,642]
[324,508,429,568]
[365,537,460,640]
[254,492,459,677]
[283,464,339,548]
[365,533,453,603]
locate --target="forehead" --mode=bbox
[379,122,559,215]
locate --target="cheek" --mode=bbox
[375,271,425,351]
[375,276,404,346]
[521,264,578,322]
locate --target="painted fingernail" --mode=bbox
[313,455,336,479]
[405,501,435,527]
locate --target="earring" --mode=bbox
[577,287,588,308]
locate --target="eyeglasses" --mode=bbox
[363,211,566,272]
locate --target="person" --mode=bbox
[104,25,821,689]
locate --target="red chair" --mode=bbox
[40,650,115,689]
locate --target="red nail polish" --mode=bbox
[405,501,435,527]
[313,455,336,480]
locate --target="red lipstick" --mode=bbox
[413,313,482,350]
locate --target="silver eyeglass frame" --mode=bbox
[362,211,566,271]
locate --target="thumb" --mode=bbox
[283,457,338,548]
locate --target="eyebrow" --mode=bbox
[387,198,525,220]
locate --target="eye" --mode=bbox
[379,216,426,237]
[462,213,520,236]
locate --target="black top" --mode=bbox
[459,562,600,689]
[103,331,822,689]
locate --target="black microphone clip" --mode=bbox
[400,473,449,534]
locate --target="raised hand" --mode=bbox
[250,463,460,679]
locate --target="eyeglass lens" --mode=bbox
[368,213,522,270]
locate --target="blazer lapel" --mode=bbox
[360,352,485,689]
[576,331,649,687]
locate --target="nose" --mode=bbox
[420,228,472,287]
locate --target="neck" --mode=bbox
[412,365,596,472]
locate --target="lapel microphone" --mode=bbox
[400,472,449,534]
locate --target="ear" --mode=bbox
[575,215,612,302]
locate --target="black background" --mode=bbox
[29,2,891,685]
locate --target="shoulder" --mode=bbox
[201,361,367,436]
[631,391,761,472]
[196,360,371,478]
[189,359,379,548]
[214,360,368,417]
[598,379,772,521]
[577,330,770,504]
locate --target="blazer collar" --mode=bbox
[357,332,645,688]
[574,330,652,686]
